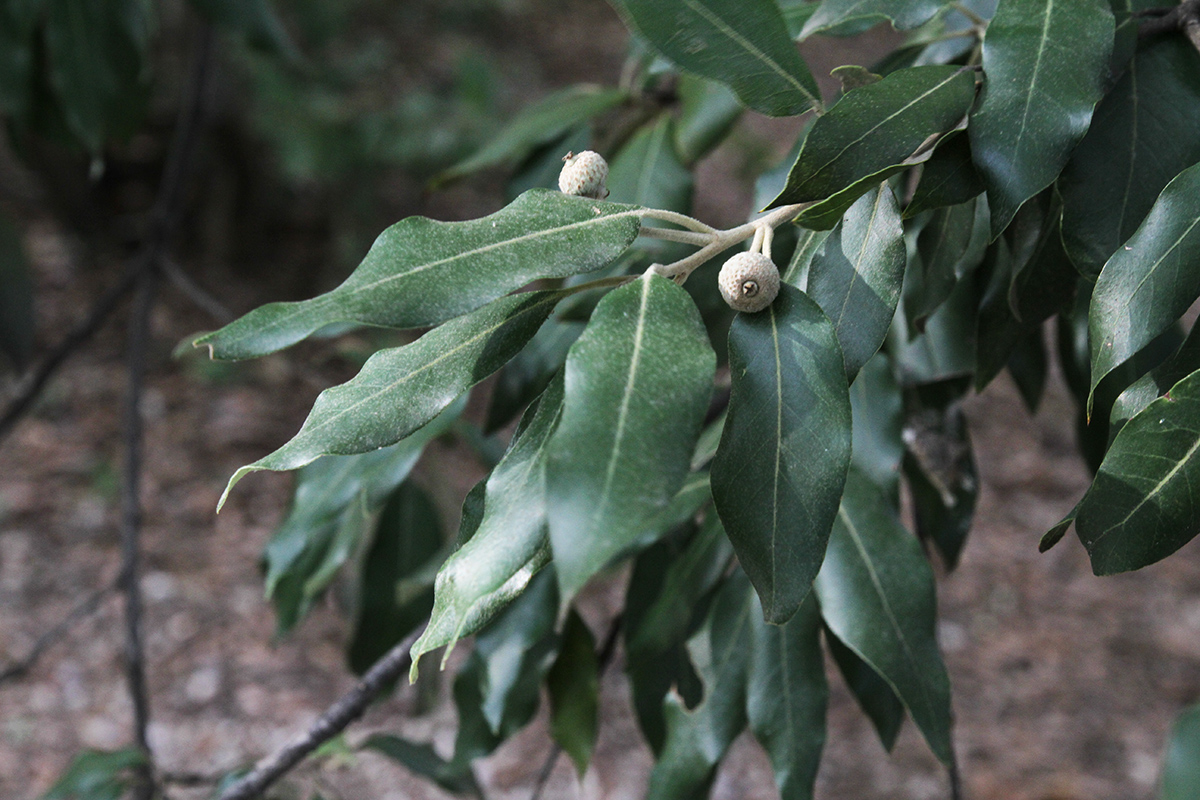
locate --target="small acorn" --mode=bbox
[718,251,780,313]
[558,150,609,199]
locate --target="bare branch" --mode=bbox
[216,632,421,800]
[0,579,117,685]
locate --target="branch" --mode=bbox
[1139,0,1200,50]
[0,579,117,685]
[216,632,421,800]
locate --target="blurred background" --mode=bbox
[1,1,1198,798]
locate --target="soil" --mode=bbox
[2,5,1200,800]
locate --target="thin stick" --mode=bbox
[527,747,561,800]
[0,579,118,685]
[637,226,713,247]
[160,257,233,323]
[121,266,157,800]
[216,632,421,800]
[0,268,140,444]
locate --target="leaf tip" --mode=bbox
[216,465,258,513]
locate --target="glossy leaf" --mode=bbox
[410,377,564,678]
[361,735,481,797]
[547,610,600,776]
[782,228,831,287]
[1111,320,1200,436]
[1160,704,1200,800]
[473,569,559,735]
[625,515,733,752]
[675,75,744,166]
[608,115,693,212]
[814,468,954,765]
[196,190,642,360]
[645,571,754,799]
[968,0,1114,236]
[1076,369,1200,574]
[435,86,627,184]
[547,275,715,604]
[850,353,905,498]
[711,285,852,623]
[347,482,443,674]
[186,0,300,60]
[1089,163,1200,408]
[222,290,567,505]
[906,132,985,217]
[484,318,582,433]
[801,0,952,38]
[608,0,821,116]
[0,214,34,370]
[893,266,979,385]
[806,182,906,379]
[1058,38,1200,279]
[907,198,988,330]
[771,65,976,228]
[826,630,905,750]
[43,0,150,153]
[747,591,827,800]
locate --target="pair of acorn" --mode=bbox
[559,151,780,314]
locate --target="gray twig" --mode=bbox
[0,579,118,685]
[216,632,421,800]
[1139,0,1200,48]
[160,257,233,324]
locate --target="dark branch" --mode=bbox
[0,579,118,685]
[160,257,233,324]
[216,632,421,800]
[1139,0,1200,46]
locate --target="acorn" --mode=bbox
[558,150,609,199]
[718,251,780,313]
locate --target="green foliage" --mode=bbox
[1160,704,1200,800]
[19,0,1189,795]
[41,748,146,800]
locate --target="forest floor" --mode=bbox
[3,5,1200,799]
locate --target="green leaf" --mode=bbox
[893,265,979,385]
[645,570,754,799]
[906,132,985,217]
[771,65,976,228]
[484,318,582,434]
[814,468,954,765]
[196,190,642,360]
[546,275,716,604]
[608,0,821,117]
[473,569,559,736]
[435,85,627,185]
[1058,38,1200,279]
[806,182,906,379]
[42,0,151,153]
[410,376,564,678]
[1076,368,1200,574]
[1089,163,1200,409]
[347,482,443,674]
[782,228,831,287]
[547,610,600,776]
[801,0,953,39]
[1007,324,1047,414]
[850,353,905,499]
[674,75,744,166]
[264,400,463,633]
[361,735,481,797]
[1160,704,1200,800]
[625,514,733,752]
[1111,319,1200,437]
[907,198,988,331]
[0,214,34,370]
[608,115,693,212]
[711,285,852,623]
[186,0,300,61]
[968,0,1114,237]
[42,748,147,800]
[826,630,905,750]
[221,290,567,505]
[746,591,827,800]
[0,0,38,118]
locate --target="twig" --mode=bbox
[527,747,561,800]
[216,632,422,800]
[121,266,158,800]
[0,268,140,444]
[1139,0,1200,49]
[0,579,118,685]
[160,257,233,324]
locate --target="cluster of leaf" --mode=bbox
[193,0,1200,797]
